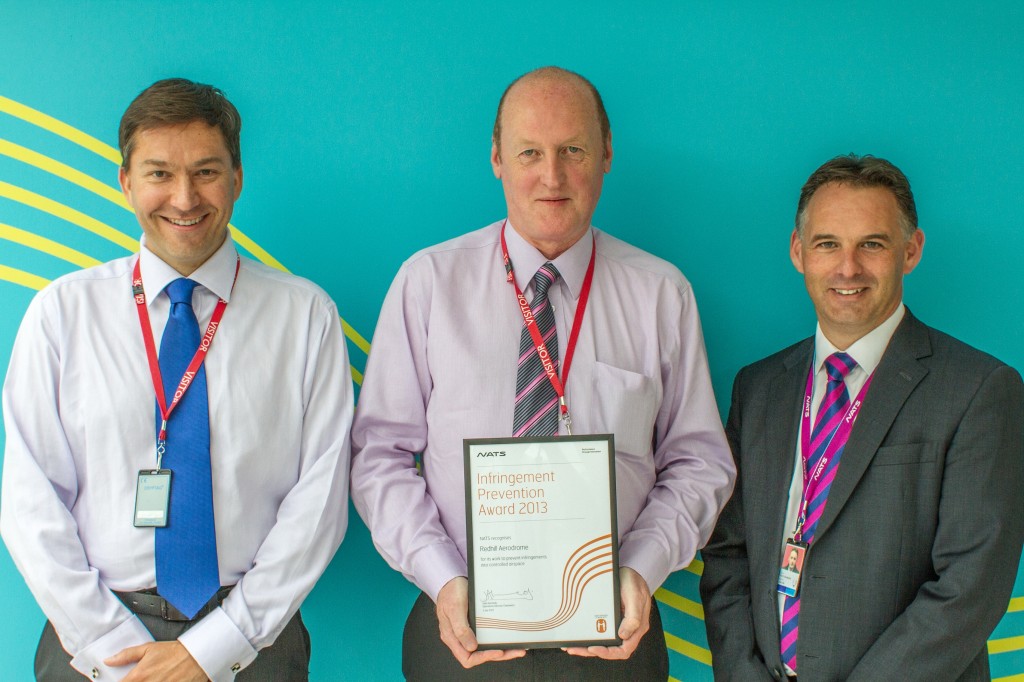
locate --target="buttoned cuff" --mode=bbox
[70,616,154,681]
[619,537,674,594]
[413,541,469,601]
[178,607,257,682]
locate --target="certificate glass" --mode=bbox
[464,435,620,649]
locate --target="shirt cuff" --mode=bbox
[412,541,469,601]
[619,537,674,595]
[178,607,257,682]
[70,616,154,681]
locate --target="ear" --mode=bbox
[602,131,613,173]
[789,229,805,274]
[233,164,244,200]
[902,228,925,274]
[490,138,502,179]
[118,165,131,199]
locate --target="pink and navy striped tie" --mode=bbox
[780,351,858,672]
[513,263,561,437]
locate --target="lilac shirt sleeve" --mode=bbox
[350,261,468,600]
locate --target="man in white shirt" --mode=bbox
[700,154,1024,681]
[1,78,352,681]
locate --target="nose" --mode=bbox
[836,246,863,278]
[540,155,566,188]
[169,176,200,211]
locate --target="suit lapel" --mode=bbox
[751,340,812,586]
[812,311,932,542]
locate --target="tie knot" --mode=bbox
[533,262,560,301]
[825,352,857,382]
[165,278,198,306]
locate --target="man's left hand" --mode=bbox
[564,566,652,660]
[105,641,208,682]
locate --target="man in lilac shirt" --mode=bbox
[350,66,734,680]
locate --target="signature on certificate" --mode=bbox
[483,588,534,603]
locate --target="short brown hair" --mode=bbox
[119,78,242,169]
[492,66,610,156]
[796,154,918,239]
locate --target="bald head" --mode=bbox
[492,67,610,158]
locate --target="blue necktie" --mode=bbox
[154,278,219,618]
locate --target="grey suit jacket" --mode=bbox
[700,311,1024,682]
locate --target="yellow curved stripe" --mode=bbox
[0,137,129,208]
[655,587,704,621]
[0,180,137,252]
[665,631,712,666]
[685,558,704,576]
[0,264,49,291]
[0,223,101,269]
[668,677,682,682]
[990,635,1024,655]
[342,318,371,355]
[1009,597,1024,613]
[0,95,121,164]
[350,365,363,385]
[994,674,1024,682]
[229,228,287,272]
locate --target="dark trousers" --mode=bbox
[402,592,669,681]
[34,594,310,681]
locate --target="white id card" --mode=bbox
[134,470,171,527]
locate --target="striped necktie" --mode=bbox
[155,278,220,618]
[513,263,561,437]
[780,351,858,672]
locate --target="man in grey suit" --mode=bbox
[700,154,1024,681]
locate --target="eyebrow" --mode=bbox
[137,156,229,168]
[810,232,894,242]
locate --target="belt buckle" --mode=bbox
[160,598,188,622]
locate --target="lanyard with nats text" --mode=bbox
[500,220,596,436]
[131,256,239,467]
[791,361,874,543]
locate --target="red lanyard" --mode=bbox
[500,221,596,434]
[132,257,239,462]
[793,360,873,541]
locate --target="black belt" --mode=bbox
[116,586,233,622]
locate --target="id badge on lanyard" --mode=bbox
[129,256,238,528]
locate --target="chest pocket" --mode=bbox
[590,361,659,458]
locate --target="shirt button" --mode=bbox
[91,669,100,679]
[231,663,241,672]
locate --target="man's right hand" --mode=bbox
[435,577,526,669]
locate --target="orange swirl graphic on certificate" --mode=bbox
[476,534,613,631]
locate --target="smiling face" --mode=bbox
[491,74,612,259]
[791,182,924,349]
[119,120,242,275]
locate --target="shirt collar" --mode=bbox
[813,303,905,376]
[504,220,594,299]
[139,233,240,306]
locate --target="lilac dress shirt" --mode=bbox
[350,221,734,602]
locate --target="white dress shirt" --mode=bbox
[1,235,352,681]
[350,221,735,601]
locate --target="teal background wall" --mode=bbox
[2,2,1023,679]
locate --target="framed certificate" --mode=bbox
[464,435,620,649]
